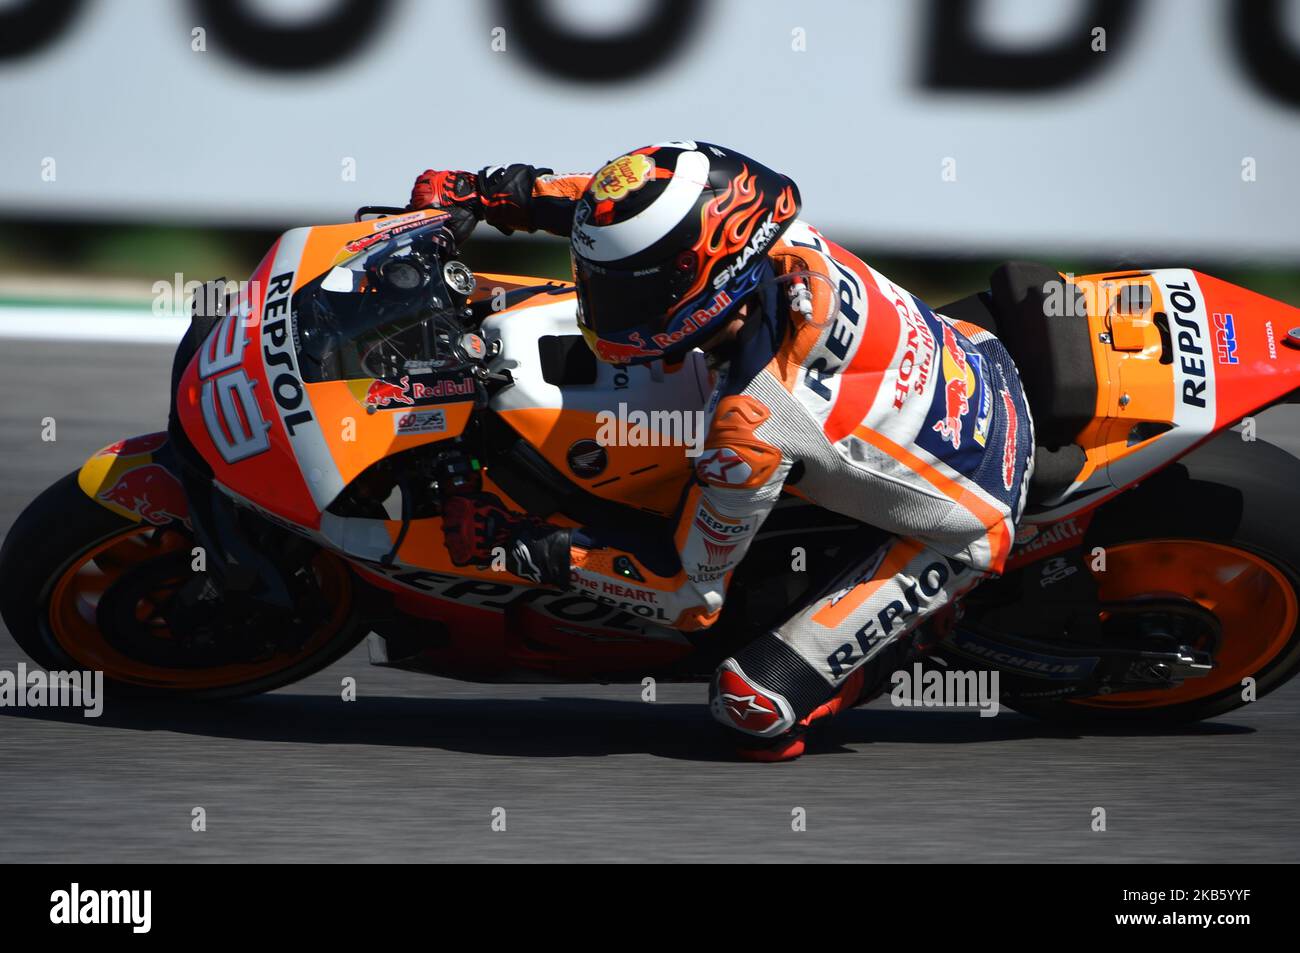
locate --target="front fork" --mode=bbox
[79,430,299,610]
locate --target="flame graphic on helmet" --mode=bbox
[670,166,768,311]
[774,184,798,223]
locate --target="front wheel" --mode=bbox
[0,472,365,700]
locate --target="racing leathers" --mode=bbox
[427,164,1036,754]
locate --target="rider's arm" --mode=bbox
[518,394,794,632]
[408,165,589,239]
[476,165,590,238]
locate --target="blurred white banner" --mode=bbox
[1,0,1297,257]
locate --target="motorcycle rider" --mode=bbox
[408,142,1035,760]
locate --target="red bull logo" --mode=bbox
[365,376,414,408]
[410,376,475,400]
[96,433,168,458]
[931,324,975,450]
[98,464,190,527]
[594,331,663,364]
[653,291,732,349]
[1000,387,1019,491]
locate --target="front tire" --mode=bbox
[0,472,365,700]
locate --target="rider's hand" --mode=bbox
[409,170,482,245]
[441,493,570,584]
[408,169,480,213]
[441,492,515,567]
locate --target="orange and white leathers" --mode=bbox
[568,223,1034,609]
[691,222,1037,737]
[474,169,1035,733]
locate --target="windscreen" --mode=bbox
[294,219,468,384]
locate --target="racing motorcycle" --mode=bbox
[4,205,1300,727]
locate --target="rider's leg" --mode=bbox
[709,535,985,760]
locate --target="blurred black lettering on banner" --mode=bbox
[0,0,84,62]
[500,0,702,82]
[1,0,1296,255]
[193,0,392,72]
[923,0,1134,92]
[1232,0,1300,107]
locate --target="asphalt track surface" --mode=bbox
[1,337,1299,863]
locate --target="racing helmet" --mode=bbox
[571,141,801,365]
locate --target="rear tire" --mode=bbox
[1006,433,1300,725]
[0,471,366,700]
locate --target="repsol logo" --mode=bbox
[362,566,665,633]
[261,271,314,436]
[1165,279,1209,410]
[794,250,865,403]
[826,556,970,678]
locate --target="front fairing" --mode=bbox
[174,210,476,531]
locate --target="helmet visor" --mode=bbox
[575,251,782,364]
[572,255,681,337]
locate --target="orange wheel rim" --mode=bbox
[47,525,351,690]
[1075,540,1297,709]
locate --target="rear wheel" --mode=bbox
[0,472,365,700]
[1007,433,1300,725]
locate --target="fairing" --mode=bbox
[483,297,714,515]
[75,249,1300,682]
[173,209,476,530]
[1025,267,1300,525]
[78,432,189,528]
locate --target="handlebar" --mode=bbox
[354,205,410,222]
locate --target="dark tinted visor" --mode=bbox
[573,256,679,336]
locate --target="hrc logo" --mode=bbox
[1212,312,1239,365]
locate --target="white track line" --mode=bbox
[0,306,188,344]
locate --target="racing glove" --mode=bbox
[408,169,482,244]
[476,163,549,234]
[441,492,570,585]
[408,164,568,238]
